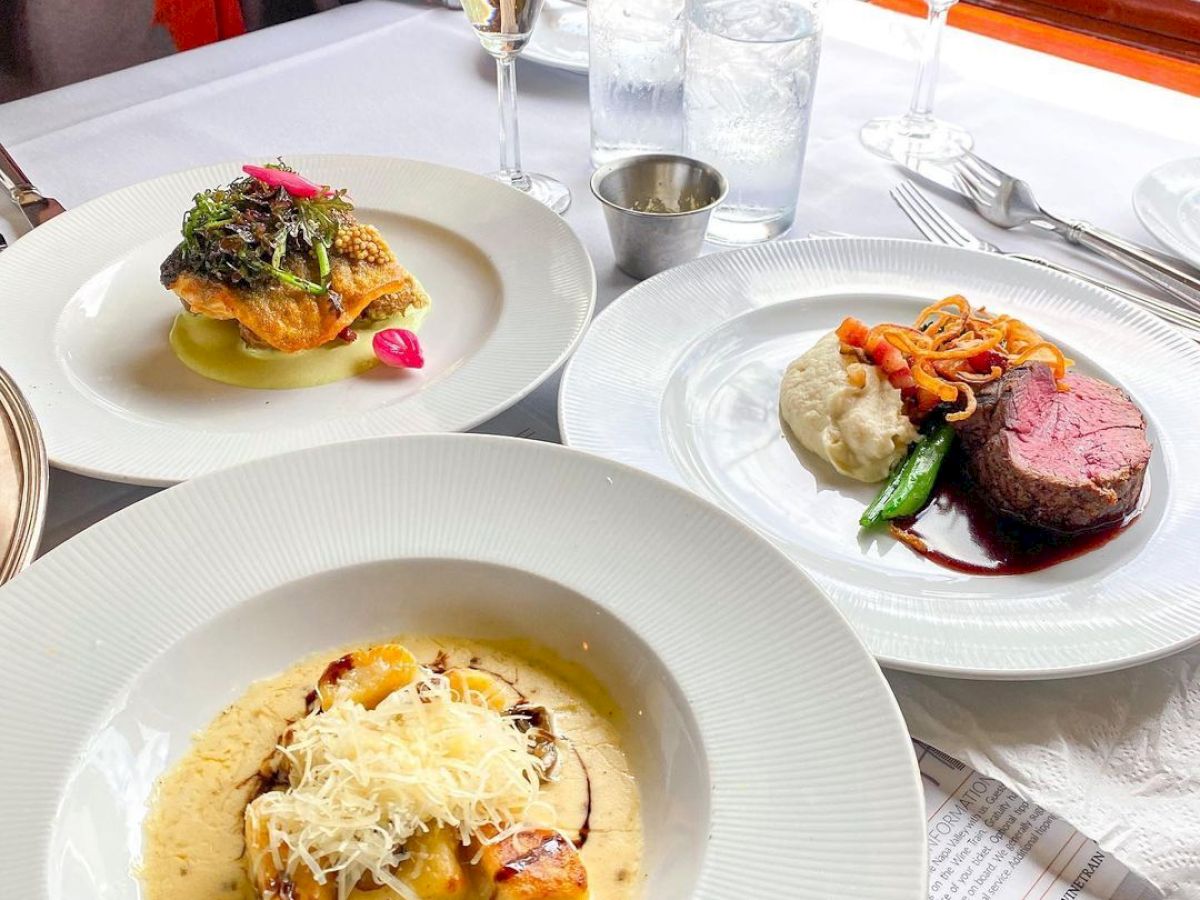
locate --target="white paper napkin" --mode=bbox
[888,650,1200,899]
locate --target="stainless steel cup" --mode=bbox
[590,154,728,280]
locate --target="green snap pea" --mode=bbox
[859,423,955,528]
[859,466,904,529]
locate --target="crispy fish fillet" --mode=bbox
[161,247,429,353]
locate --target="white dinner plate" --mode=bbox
[559,238,1200,679]
[0,435,927,900]
[524,0,589,74]
[0,155,594,485]
[1133,157,1200,267]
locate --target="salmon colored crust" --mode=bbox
[167,255,427,353]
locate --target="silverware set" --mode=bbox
[905,149,1200,312]
[951,153,1200,310]
[887,180,1200,342]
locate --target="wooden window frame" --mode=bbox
[962,0,1200,63]
[871,0,1200,96]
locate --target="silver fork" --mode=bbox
[888,180,1200,342]
[951,152,1200,311]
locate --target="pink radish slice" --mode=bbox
[373,329,424,369]
[242,164,329,198]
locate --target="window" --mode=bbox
[963,0,1200,62]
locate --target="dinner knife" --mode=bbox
[0,142,65,228]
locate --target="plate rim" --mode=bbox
[521,0,589,75]
[1132,156,1200,267]
[0,154,596,486]
[522,45,589,75]
[0,433,929,899]
[559,236,1200,679]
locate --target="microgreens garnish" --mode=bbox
[178,160,353,311]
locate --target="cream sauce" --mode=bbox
[169,305,428,390]
[139,636,644,900]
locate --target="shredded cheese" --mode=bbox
[246,670,551,899]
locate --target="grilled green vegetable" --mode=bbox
[859,423,955,528]
[859,466,903,529]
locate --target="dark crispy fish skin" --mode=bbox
[160,244,188,289]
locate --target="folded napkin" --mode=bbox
[888,649,1200,899]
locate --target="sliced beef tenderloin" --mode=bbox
[953,363,1150,532]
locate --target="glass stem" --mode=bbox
[907,1,953,127]
[495,56,527,188]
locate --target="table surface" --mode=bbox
[1,1,1198,896]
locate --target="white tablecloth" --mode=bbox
[2,1,1198,896]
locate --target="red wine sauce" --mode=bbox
[891,456,1144,575]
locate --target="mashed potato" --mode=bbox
[780,331,917,482]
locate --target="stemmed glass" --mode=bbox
[860,0,972,163]
[461,0,571,213]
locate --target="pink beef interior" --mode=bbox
[954,362,1152,531]
[1001,366,1150,486]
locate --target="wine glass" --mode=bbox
[461,0,571,213]
[860,0,971,163]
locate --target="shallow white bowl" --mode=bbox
[0,435,926,899]
[0,155,594,485]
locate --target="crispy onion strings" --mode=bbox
[945,384,978,423]
[1011,341,1070,372]
[913,360,959,402]
[839,294,1073,422]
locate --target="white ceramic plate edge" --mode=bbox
[0,434,928,899]
[558,237,1200,679]
[0,155,595,486]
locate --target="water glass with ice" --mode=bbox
[589,0,688,167]
[684,0,823,245]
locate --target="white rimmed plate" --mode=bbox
[1133,157,1200,267]
[0,435,926,899]
[559,237,1200,679]
[524,0,589,74]
[0,155,594,485]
